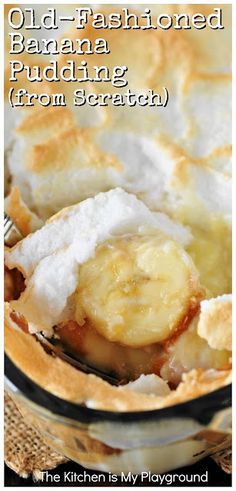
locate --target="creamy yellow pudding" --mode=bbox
[187,219,232,298]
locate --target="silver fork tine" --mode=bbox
[36,333,121,386]
[4,213,23,246]
[4,214,13,234]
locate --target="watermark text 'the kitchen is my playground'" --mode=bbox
[41,470,209,485]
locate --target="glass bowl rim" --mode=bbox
[5,354,232,425]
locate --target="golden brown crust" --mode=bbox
[156,134,232,181]
[198,298,232,351]
[6,187,31,237]
[16,106,75,138]
[26,128,122,174]
[60,10,164,93]
[5,303,231,412]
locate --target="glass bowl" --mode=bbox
[5,354,231,474]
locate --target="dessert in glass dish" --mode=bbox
[4,4,232,474]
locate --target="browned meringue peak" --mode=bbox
[198,295,232,352]
[5,4,231,223]
[5,186,43,236]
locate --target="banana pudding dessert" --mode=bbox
[4,4,231,412]
[5,189,231,410]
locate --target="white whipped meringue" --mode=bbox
[6,188,192,336]
[124,374,171,396]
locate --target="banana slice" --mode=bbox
[76,233,203,347]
